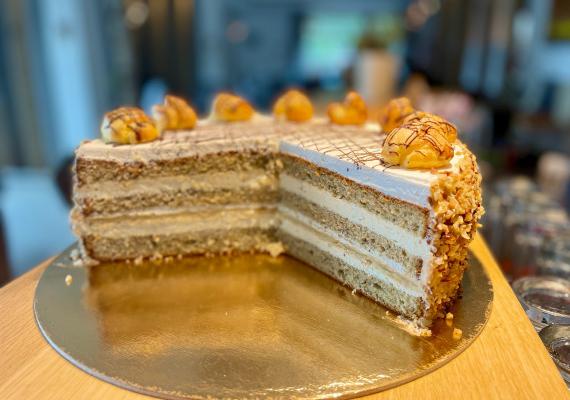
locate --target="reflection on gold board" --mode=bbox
[35,245,492,399]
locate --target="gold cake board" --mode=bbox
[34,245,493,399]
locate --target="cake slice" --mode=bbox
[276,122,482,327]
[71,92,483,329]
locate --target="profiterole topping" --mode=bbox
[101,107,159,144]
[379,97,415,133]
[273,89,313,122]
[381,116,454,169]
[327,91,368,125]
[152,95,197,132]
[403,111,457,143]
[212,93,254,122]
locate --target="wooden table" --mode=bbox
[0,235,568,399]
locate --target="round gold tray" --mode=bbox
[34,245,493,399]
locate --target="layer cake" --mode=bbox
[71,93,483,329]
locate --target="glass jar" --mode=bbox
[538,234,570,279]
[512,276,570,332]
[539,324,570,389]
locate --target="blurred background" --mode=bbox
[1,0,570,285]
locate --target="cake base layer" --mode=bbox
[81,227,280,262]
[279,231,425,322]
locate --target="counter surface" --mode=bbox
[0,235,568,399]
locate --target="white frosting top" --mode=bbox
[76,116,464,208]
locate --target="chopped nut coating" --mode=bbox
[452,327,463,340]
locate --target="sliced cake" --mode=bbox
[71,92,483,329]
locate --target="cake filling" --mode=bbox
[74,206,279,237]
[279,173,430,258]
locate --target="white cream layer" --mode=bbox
[74,206,279,237]
[279,140,433,208]
[279,214,425,297]
[279,205,424,280]
[279,174,431,259]
[77,170,277,199]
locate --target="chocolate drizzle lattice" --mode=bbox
[284,123,389,169]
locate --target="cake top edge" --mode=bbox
[94,92,462,171]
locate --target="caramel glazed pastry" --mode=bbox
[72,91,483,332]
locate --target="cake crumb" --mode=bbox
[177,254,183,260]
[65,274,73,286]
[395,316,433,337]
[150,252,163,263]
[446,312,454,320]
[452,328,463,340]
[264,242,285,257]
[351,288,357,295]
[134,256,143,266]
[70,249,80,261]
